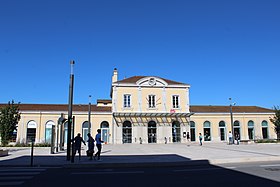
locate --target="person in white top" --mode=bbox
[228,131,233,145]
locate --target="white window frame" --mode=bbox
[148,95,156,108]
[172,95,180,109]
[123,94,131,108]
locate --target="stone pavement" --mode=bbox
[0,142,280,168]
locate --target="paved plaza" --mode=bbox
[0,142,280,167]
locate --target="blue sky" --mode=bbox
[0,0,279,109]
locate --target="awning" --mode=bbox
[113,112,194,127]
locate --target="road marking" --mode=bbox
[0,176,33,180]
[0,172,41,176]
[174,168,222,172]
[0,168,46,172]
[72,171,144,175]
[0,167,46,186]
[0,181,24,186]
[260,164,280,167]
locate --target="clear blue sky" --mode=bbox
[0,0,279,109]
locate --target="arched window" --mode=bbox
[234,120,240,126]
[219,121,225,127]
[190,121,196,141]
[101,121,109,128]
[203,121,211,141]
[248,120,254,127]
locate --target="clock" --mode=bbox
[148,78,156,86]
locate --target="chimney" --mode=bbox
[112,68,118,83]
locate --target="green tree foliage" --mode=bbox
[270,106,280,140]
[0,101,21,146]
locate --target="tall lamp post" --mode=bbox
[229,98,235,144]
[88,95,91,134]
[67,60,75,161]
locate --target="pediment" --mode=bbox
[136,77,168,87]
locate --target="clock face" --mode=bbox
[148,78,156,86]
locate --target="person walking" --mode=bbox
[228,131,233,145]
[235,132,240,145]
[199,133,203,146]
[186,132,191,146]
[94,129,104,161]
[72,133,86,160]
[87,133,95,160]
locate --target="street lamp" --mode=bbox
[88,95,91,134]
[67,60,75,161]
[229,98,236,144]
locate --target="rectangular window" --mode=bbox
[124,94,131,108]
[148,95,156,108]
[172,95,179,108]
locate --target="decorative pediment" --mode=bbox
[136,77,168,87]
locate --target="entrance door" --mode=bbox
[27,121,37,143]
[262,128,268,139]
[234,120,241,140]
[234,127,240,139]
[248,121,254,140]
[190,128,196,141]
[172,121,181,143]
[248,128,254,140]
[122,121,132,143]
[219,121,226,141]
[101,121,110,143]
[190,121,196,141]
[101,128,109,143]
[220,128,225,141]
[148,121,157,143]
[27,128,36,143]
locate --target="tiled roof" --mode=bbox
[97,99,112,104]
[115,76,188,85]
[0,104,273,113]
[190,105,274,113]
[0,104,112,112]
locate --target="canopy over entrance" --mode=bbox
[113,112,194,126]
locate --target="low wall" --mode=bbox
[0,149,8,156]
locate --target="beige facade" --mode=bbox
[0,69,276,145]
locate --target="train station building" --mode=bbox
[1,68,276,145]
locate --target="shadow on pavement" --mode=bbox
[10,155,279,187]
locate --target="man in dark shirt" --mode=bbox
[72,133,86,160]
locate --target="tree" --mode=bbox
[270,106,280,140]
[0,101,21,146]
